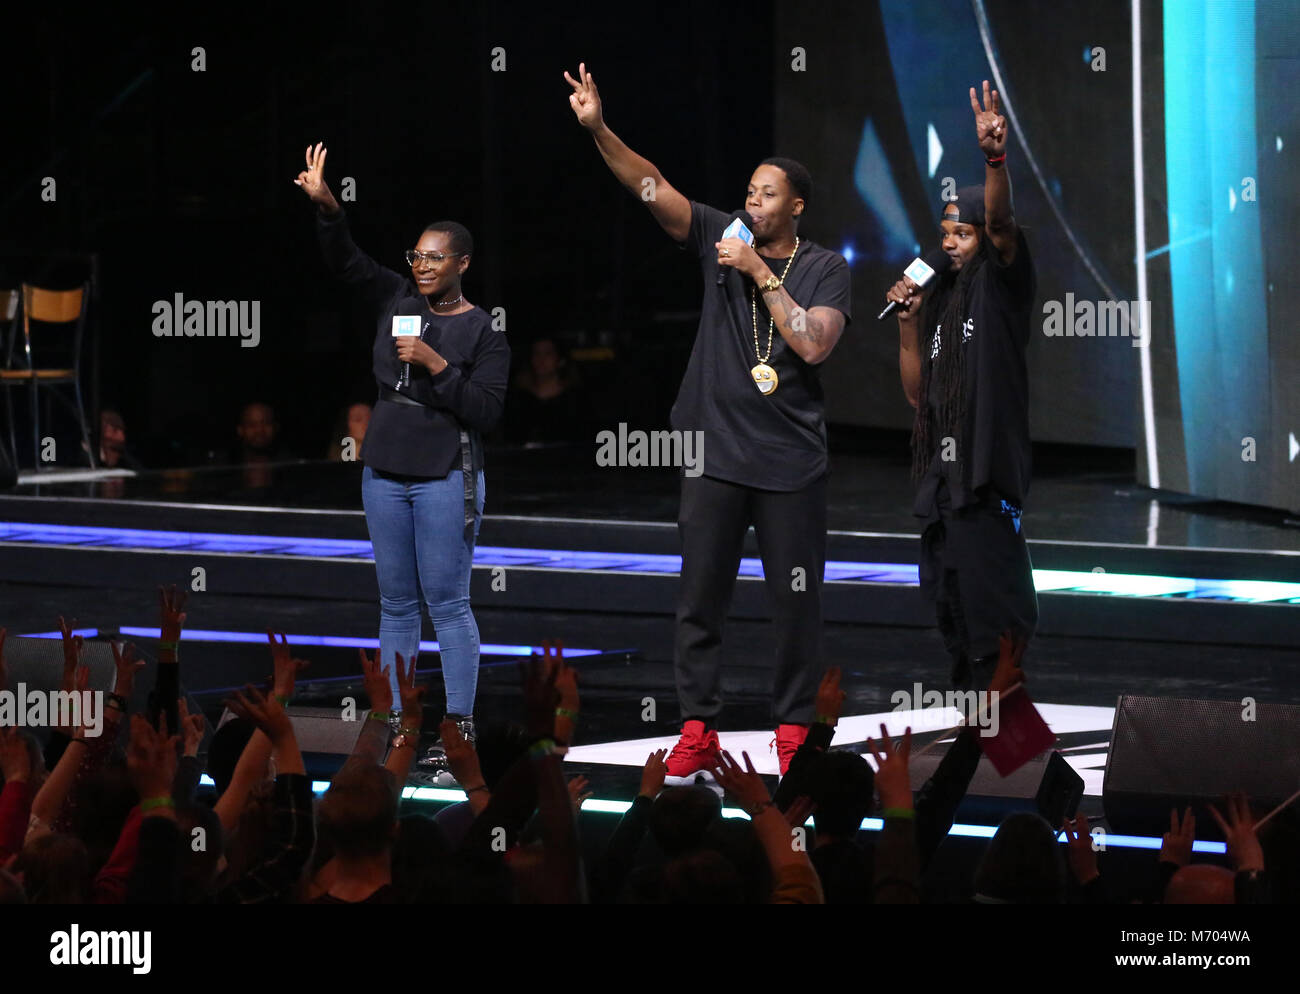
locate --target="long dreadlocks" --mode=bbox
[910,234,989,485]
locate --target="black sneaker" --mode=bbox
[416,715,476,788]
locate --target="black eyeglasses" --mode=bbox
[406,250,464,266]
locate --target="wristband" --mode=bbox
[367,710,390,722]
[464,784,489,794]
[883,806,915,820]
[985,152,1006,168]
[140,796,175,812]
[747,800,774,818]
[815,714,835,725]
[554,707,578,720]
[157,640,180,651]
[273,694,291,707]
[528,738,556,758]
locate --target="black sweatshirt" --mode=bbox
[315,207,510,478]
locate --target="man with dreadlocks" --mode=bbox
[886,81,1038,691]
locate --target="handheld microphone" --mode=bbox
[717,210,756,286]
[876,248,953,321]
[391,298,428,389]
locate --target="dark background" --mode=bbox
[6,1,1292,509]
[2,3,774,465]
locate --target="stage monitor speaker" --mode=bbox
[908,748,1083,827]
[214,705,374,780]
[1103,695,1300,839]
[0,634,209,748]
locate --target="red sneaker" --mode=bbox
[772,723,810,777]
[665,719,722,778]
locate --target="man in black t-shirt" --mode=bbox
[566,63,852,777]
[886,81,1038,691]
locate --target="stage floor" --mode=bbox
[2,437,1298,844]
[8,437,1300,552]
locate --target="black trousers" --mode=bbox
[674,472,827,726]
[919,486,1038,691]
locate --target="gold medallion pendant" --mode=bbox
[751,362,778,395]
[749,236,799,399]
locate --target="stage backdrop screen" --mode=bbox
[777,0,1299,512]
[1137,0,1300,512]
[775,0,1140,449]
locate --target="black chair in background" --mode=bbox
[0,282,95,470]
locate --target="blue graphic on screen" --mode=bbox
[1163,0,1268,501]
[853,120,915,258]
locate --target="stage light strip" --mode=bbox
[5,521,1299,604]
[395,786,1226,853]
[194,779,1230,854]
[22,625,600,658]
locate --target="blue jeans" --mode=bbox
[362,464,485,717]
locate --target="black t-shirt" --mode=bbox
[914,228,1035,516]
[670,202,852,491]
[316,208,510,479]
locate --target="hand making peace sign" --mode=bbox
[970,79,1007,158]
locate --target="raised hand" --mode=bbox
[126,713,179,801]
[708,750,772,817]
[784,794,816,829]
[551,644,578,709]
[357,648,393,714]
[177,698,206,758]
[970,79,1007,158]
[638,748,668,800]
[521,652,559,738]
[1062,813,1099,884]
[294,141,338,209]
[567,775,593,814]
[988,629,1028,696]
[267,631,308,701]
[224,685,294,744]
[1208,793,1265,873]
[815,666,846,726]
[110,641,145,700]
[159,585,187,645]
[1160,806,1196,866]
[564,62,604,131]
[866,723,914,812]
[393,652,425,720]
[57,616,83,692]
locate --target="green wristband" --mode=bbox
[140,796,175,812]
[883,806,915,820]
[274,694,291,707]
[529,738,556,758]
[554,707,578,719]
[367,710,390,722]
[158,640,180,651]
[815,714,835,725]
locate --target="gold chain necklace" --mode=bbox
[749,237,799,396]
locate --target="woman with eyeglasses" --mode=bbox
[295,142,509,784]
